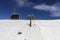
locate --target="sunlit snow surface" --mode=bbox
[0,20,60,40]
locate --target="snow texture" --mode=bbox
[0,20,60,40]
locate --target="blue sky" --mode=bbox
[0,0,60,20]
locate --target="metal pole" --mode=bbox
[29,19,32,27]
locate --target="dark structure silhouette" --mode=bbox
[28,14,35,27]
[11,14,19,19]
[11,8,19,19]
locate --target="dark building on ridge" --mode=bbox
[11,8,19,19]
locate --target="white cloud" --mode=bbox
[34,3,60,17]
[34,4,51,11]
[12,0,60,17]
[15,0,27,7]
[12,0,33,7]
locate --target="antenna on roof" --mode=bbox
[14,7,16,13]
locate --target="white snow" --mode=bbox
[0,20,60,40]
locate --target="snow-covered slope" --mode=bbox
[0,20,60,40]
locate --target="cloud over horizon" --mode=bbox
[12,0,60,19]
[34,3,60,17]
[13,0,60,17]
[12,0,33,7]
